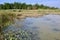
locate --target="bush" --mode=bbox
[13,9,16,12]
[18,9,21,12]
[0,13,16,28]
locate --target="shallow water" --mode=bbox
[3,14,60,40]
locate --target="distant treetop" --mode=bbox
[0,2,58,9]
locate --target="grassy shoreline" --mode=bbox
[0,9,60,19]
[0,13,16,32]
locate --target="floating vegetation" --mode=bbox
[3,29,40,40]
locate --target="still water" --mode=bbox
[3,14,60,40]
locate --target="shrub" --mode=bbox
[13,9,16,12]
[18,9,21,12]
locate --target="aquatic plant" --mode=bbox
[0,13,16,40]
[3,29,40,40]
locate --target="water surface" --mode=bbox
[3,14,60,40]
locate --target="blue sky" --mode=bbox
[0,0,60,8]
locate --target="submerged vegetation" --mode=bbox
[3,29,39,40]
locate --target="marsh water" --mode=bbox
[3,14,60,40]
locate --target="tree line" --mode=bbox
[0,2,58,9]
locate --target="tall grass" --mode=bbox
[0,13,16,27]
[0,13,16,40]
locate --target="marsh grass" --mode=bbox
[0,13,16,33]
[0,13,16,40]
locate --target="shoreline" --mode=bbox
[0,9,60,18]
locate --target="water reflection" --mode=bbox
[3,14,60,40]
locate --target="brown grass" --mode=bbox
[0,9,60,18]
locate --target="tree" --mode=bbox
[0,4,4,9]
[13,2,20,9]
[4,3,11,9]
[27,4,32,10]
[21,3,27,9]
[0,2,58,9]
[33,4,40,9]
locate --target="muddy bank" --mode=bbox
[17,13,43,19]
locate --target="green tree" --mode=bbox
[21,3,27,9]
[4,3,11,9]
[0,4,4,9]
[0,2,58,9]
[33,4,40,9]
[13,2,19,9]
[27,4,32,9]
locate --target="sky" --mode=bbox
[0,0,60,8]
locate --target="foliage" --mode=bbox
[0,2,58,10]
